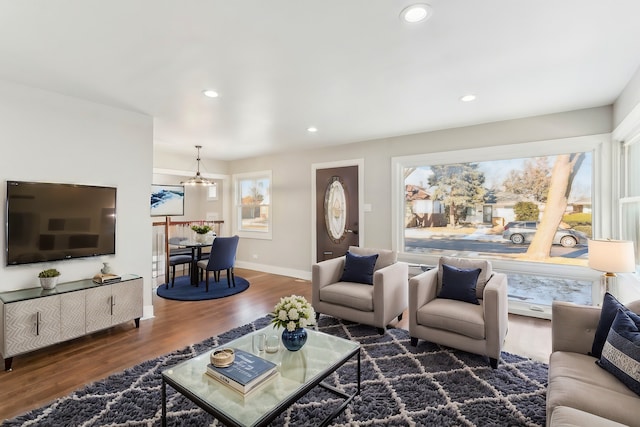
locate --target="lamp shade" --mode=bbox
[588,239,636,273]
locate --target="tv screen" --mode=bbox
[5,181,116,266]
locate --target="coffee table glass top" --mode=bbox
[162,326,359,426]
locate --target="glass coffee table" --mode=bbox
[161,326,361,426]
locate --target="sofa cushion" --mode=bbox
[591,292,634,358]
[417,298,485,339]
[319,282,374,312]
[596,308,640,396]
[438,264,481,304]
[349,246,396,271]
[437,256,492,299]
[339,251,378,285]
[550,406,628,427]
[547,351,639,426]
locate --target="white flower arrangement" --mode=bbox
[271,295,316,332]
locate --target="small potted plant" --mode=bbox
[191,224,212,243]
[38,268,61,290]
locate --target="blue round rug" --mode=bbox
[156,274,250,301]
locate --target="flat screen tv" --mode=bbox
[5,181,117,266]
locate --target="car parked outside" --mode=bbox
[502,221,588,248]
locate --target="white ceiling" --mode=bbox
[1,1,640,161]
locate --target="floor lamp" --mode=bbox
[588,239,636,298]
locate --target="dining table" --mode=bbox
[169,238,214,286]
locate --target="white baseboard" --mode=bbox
[142,304,155,320]
[235,261,311,281]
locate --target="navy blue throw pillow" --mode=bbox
[438,264,481,305]
[596,308,640,396]
[340,252,379,285]
[591,292,633,359]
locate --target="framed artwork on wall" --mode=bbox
[151,184,185,216]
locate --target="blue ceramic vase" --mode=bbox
[281,327,307,351]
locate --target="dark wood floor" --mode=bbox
[0,268,551,422]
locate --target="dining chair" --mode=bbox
[168,254,193,288]
[196,235,240,291]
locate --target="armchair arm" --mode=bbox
[311,256,345,308]
[408,268,438,329]
[372,261,409,325]
[551,301,601,354]
[483,273,508,359]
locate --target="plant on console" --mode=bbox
[38,268,60,278]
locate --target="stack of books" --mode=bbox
[206,348,278,394]
[92,273,121,284]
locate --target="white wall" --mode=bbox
[614,64,640,128]
[0,80,155,317]
[222,106,612,279]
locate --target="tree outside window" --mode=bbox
[404,152,593,264]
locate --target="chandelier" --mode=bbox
[181,145,214,186]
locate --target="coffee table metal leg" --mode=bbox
[318,348,361,427]
[162,379,167,427]
[357,348,361,394]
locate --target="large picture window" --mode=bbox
[392,135,606,315]
[404,153,592,264]
[233,170,272,239]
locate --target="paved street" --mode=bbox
[405,227,588,259]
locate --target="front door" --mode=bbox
[315,166,359,262]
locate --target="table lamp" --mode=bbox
[588,239,636,295]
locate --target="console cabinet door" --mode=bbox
[4,296,61,357]
[85,286,113,333]
[60,290,86,341]
[111,279,143,325]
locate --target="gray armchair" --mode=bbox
[312,246,408,334]
[409,257,508,368]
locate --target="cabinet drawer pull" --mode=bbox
[36,311,41,336]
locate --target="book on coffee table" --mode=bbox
[206,348,278,394]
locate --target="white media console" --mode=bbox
[0,274,143,371]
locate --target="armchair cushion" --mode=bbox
[339,251,378,285]
[417,298,485,339]
[437,256,492,299]
[319,282,374,312]
[349,246,396,271]
[438,264,481,304]
[591,292,634,358]
[596,308,640,396]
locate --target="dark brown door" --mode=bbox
[316,166,359,262]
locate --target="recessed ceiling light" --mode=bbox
[400,4,433,23]
[460,94,476,102]
[202,90,219,98]
[307,126,318,133]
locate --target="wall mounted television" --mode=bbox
[5,181,117,266]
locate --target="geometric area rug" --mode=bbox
[3,316,548,427]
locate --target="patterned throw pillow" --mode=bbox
[596,308,640,396]
[339,251,379,285]
[591,292,633,358]
[437,264,481,305]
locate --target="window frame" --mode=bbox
[619,136,640,270]
[207,183,218,201]
[392,134,609,317]
[232,170,272,240]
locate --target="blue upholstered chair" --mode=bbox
[196,235,240,291]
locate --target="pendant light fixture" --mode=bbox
[181,145,214,186]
